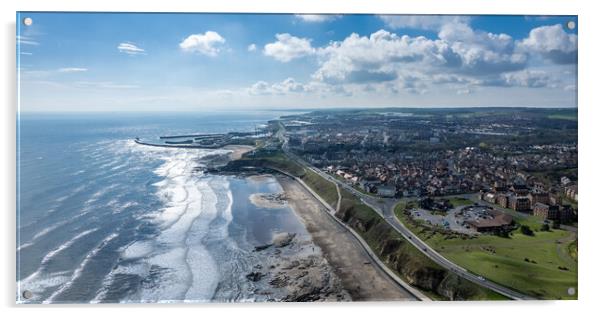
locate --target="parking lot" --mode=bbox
[410,205,497,235]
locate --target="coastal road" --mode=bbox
[278,133,534,300]
[272,167,428,301]
[307,165,536,300]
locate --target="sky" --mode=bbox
[17,13,578,112]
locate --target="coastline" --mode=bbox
[222,145,254,160]
[275,175,417,301]
[228,175,350,302]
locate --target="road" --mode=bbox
[278,128,535,300]
[271,167,428,301]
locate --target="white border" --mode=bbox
[2,1,599,316]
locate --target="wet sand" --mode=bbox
[249,193,287,209]
[277,176,417,301]
[222,145,254,160]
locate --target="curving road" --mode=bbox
[278,129,535,300]
[309,163,534,300]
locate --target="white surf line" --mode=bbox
[20,228,99,282]
[18,228,100,301]
[44,233,119,303]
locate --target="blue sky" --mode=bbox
[17,13,577,112]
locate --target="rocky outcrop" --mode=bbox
[250,231,351,302]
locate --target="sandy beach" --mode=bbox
[222,145,254,160]
[277,176,416,301]
[249,193,287,209]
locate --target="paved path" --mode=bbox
[278,123,533,300]
[273,168,429,301]
[279,177,418,301]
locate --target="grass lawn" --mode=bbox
[448,197,473,208]
[395,202,578,300]
[548,114,577,121]
[301,169,339,207]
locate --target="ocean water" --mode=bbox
[16,111,310,303]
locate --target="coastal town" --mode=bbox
[131,107,578,300]
[276,108,578,231]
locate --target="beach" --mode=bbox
[223,145,254,160]
[276,176,416,301]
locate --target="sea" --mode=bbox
[16,111,313,303]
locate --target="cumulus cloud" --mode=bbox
[438,23,527,74]
[117,42,146,55]
[58,67,88,73]
[519,24,577,64]
[247,43,257,52]
[249,21,577,101]
[248,81,271,95]
[179,31,226,57]
[312,27,526,86]
[379,15,470,31]
[295,14,341,23]
[248,78,307,95]
[500,70,557,88]
[263,33,315,62]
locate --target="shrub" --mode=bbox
[520,225,534,236]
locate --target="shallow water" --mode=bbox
[17,111,315,303]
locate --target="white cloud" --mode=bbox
[379,15,470,31]
[294,14,341,23]
[247,43,257,52]
[74,81,139,89]
[248,81,271,95]
[58,67,88,73]
[500,70,557,88]
[312,27,526,87]
[17,35,39,46]
[519,24,577,64]
[179,31,225,57]
[263,33,315,62]
[248,78,307,95]
[117,42,146,55]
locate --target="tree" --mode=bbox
[520,225,534,236]
[540,223,550,231]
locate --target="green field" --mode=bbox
[548,114,578,121]
[395,202,577,299]
[300,170,339,207]
[300,170,505,300]
[448,197,473,208]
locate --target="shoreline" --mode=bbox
[275,175,417,301]
[222,145,254,160]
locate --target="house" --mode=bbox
[510,184,529,196]
[482,192,496,204]
[528,191,550,205]
[466,213,514,233]
[565,184,578,201]
[509,195,531,212]
[496,193,509,208]
[533,203,556,219]
[533,203,573,223]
